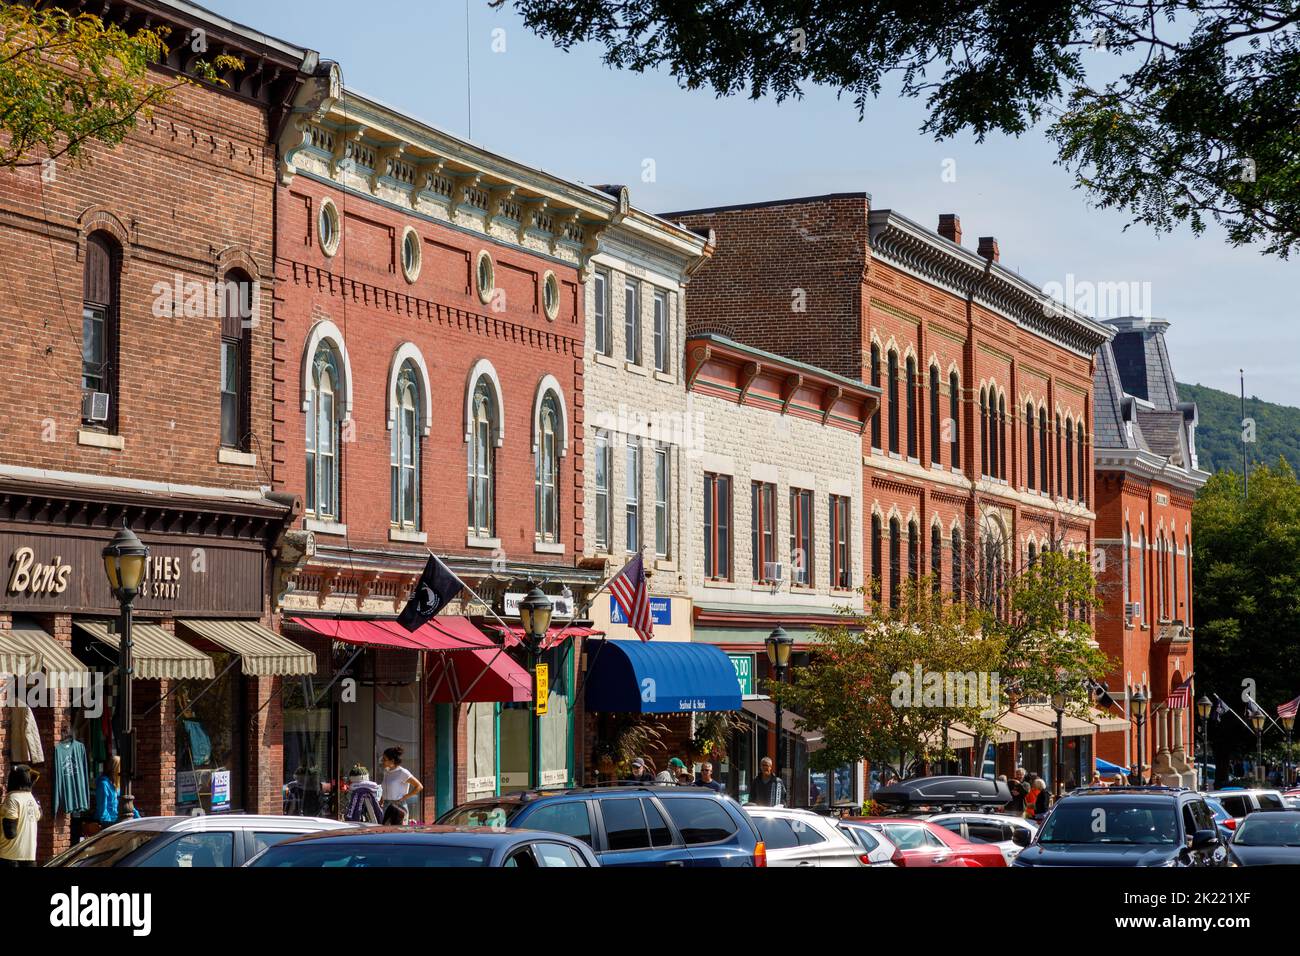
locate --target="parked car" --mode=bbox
[841,817,1006,867]
[439,786,766,867]
[1202,796,1237,842]
[836,820,899,866]
[925,812,1037,864]
[46,814,352,867]
[247,825,600,867]
[1206,788,1287,826]
[1013,786,1228,867]
[872,775,1012,812]
[743,807,864,867]
[1226,808,1300,865]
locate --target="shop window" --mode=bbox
[539,643,571,786]
[282,673,333,817]
[703,473,732,580]
[173,654,239,815]
[81,232,121,431]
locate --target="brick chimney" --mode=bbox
[938,214,962,245]
[978,236,1000,262]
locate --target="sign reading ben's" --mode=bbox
[1,531,263,616]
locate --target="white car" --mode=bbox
[744,807,865,867]
[925,812,1037,865]
[837,819,899,865]
[47,814,355,867]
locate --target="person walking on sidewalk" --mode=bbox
[0,765,41,866]
[749,757,787,806]
[380,747,422,825]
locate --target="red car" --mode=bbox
[842,817,1007,867]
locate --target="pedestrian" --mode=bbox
[696,761,723,793]
[1008,768,1028,815]
[1024,776,1043,821]
[379,746,423,825]
[654,760,676,786]
[1032,778,1050,819]
[749,757,786,806]
[628,757,654,784]
[0,765,41,866]
[1088,772,1105,787]
[676,766,695,786]
[90,755,139,833]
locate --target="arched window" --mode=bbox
[1172,534,1179,618]
[1065,419,1075,500]
[871,513,883,601]
[979,389,989,477]
[1028,540,1037,566]
[220,269,254,450]
[889,517,901,609]
[948,371,960,470]
[906,356,918,459]
[908,519,919,584]
[1055,414,1063,497]
[1138,529,1147,620]
[467,379,497,537]
[1038,407,1049,494]
[931,524,943,595]
[870,344,882,451]
[391,362,421,528]
[951,527,963,602]
[1025,403,1036,491]
[929,365,941,465]
[82,232,121,431]
[1122,527,1131,611]
[998,393,1007,480]
[1185,535,1192,624]
[535,393,561,543]
[305,342,341,521]
[887,351,900,455]
[1077,421,1087,505]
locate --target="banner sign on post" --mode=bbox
[535,664,549,716]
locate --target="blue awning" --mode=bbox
[584,639,742,714]
[1096,757,1129,775]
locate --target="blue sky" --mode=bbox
[207,0,1297,406]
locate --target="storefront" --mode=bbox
[0,479,305,860]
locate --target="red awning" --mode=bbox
[490,624,603,651]
[288,616,531,704]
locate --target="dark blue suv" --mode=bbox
[438,787,766,867]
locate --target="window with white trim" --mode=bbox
[654,445,670,558]
[625,435,641,552]
[594,430,611,551]
[306,342,342,520]
[535,393,560,543]
[467,380,497,537]
[391,362,420,528]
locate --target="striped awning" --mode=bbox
[179,619,316,677]
[1,626,93,688]
[75,620,214,681]
[0,629,38,677]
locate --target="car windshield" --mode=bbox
[47,828,167,867]
[1233,814,1300,846]
[439,803,519,828]
[251,842,493,867]
[1038,803,1178,845]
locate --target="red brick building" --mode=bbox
[1092,317,1208,783]
[271,68,636,820]
[672,195,1119,786]
[0,0,318,858]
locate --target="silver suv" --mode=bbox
[1205,789,1287,826]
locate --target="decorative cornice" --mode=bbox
[1094,449,1210,493]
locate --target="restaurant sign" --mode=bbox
[1,531,264,615]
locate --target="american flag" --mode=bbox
[1278,694,1300,720]
[609,552,653,642]
[1167,675,1193,709]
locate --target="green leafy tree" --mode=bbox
[1194,460,1300,773]
[0,5,241,170]
[499,0,1300,257]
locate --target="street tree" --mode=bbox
[498,0,1300,257]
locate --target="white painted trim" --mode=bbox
[77,430,123,450]
[464,358,505,446]
[302,319,354,416]
[389,527,428,544]
[305,518,347,536]
[531,374,569,457]
[534,541,566,555]
[218,448,257,467]
[467,534,502,549]
[0,462,275,504]
[387,342,433,436]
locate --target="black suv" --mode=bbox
[1013,786,1229,867]
[438,786,765,867]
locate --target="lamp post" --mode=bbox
[102,521,149,821]
[1282,712,1295,789]
[1131,688,1148,784]
[1051,688,1067,798]
[517,583,553,791]
[1248,703,1266,785]
[764,626,794,787]
[1196,695,1212,790]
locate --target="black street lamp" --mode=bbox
[764,626,794,788]
[517,583,553,791]
[1248,703,1267,785]
[1051,688,1067,798]
[102,521,149,821]
[1131,688,1148,784]
[1196,695,1212,790]
[1282,712,1295,789]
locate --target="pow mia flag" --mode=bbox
[398,554,464,631]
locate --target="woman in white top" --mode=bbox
[380,747,423,826]
[0,765,42,866]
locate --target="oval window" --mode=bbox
[401,228,421,282]
[318,199,340,256]
[542,271,560,320]
[476,250,495,304]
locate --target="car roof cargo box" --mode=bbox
[874,776,1011,810]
